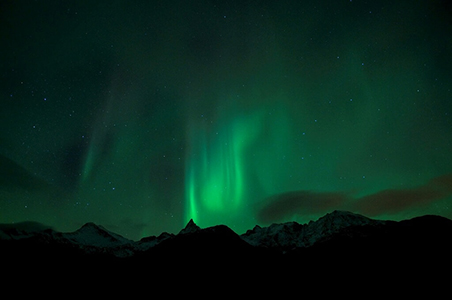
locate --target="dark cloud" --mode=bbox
[0,221,53,232]
[0,154,49,192]
[257,174,452,223]
[0,154,67,208]
[353,173,452,217]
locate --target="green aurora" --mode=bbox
[1,0,451,239]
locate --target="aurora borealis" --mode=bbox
[1,0,451,240]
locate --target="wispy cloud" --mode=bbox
[353,173,452,216]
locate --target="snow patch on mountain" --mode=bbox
[241,210,385,250]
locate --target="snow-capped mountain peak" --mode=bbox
[241,210,385,250]
[316,210,377,225]
[63,222,131,248]
[309,210,382,236]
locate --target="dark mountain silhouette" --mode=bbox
[2,211,452,281]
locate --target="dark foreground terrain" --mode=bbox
[2,211,451,287]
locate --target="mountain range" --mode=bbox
[2,210,452,278]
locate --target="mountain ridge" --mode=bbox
[2,211,452,268]
[240,210,386,250]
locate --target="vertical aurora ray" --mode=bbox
[186,166,199,222]
[185,111,264,227]
[81,143,96,183]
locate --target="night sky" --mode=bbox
[1,0,451,240]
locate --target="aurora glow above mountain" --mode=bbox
[1,0,451,240]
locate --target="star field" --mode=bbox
[0,0,451,240]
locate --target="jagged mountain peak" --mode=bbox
[179,219,201,235]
